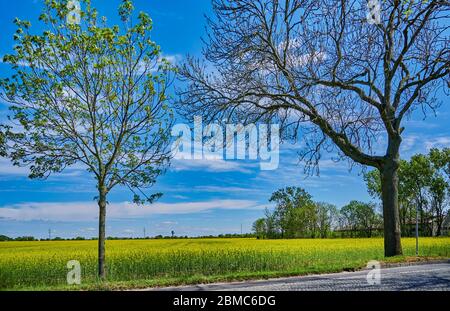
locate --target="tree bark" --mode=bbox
[436,219,442,236]
[380,140,403,257]
[98,185,107,280]
[436,204,443,236]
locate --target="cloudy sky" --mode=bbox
[0,0,449,238]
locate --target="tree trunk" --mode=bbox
[380,154,403,257]
[399,203,406,236]
[98,185,107,280]
[436,204,443,236]
[436,219,442,236]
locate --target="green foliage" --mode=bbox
[252,218,267,239]
[340,201,381,238]
[13,236,37,241]
[257,187,338,239]
[364,148,450,236]
[254,187,384,239]
[0,235,12,241]
[269,186,316,237]
[0,129,6,157]
[316,202,339,238]
[0,0,176,203]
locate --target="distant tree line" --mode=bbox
[0,235,35,241]
[0,233,257,242]
[0,235,81,241]
[253,150,450,239]
[252,187,382,239]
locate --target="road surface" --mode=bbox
[151,262,450,291]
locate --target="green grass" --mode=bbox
[0,237,449,290]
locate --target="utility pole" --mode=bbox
[48,228,51,240]
[415,204,419,256]
[143,227,146,239]
[240,224,243,235]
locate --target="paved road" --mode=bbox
[152,263,450,291]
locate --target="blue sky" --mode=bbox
[0,0,449,239]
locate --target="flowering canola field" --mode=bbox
[0,237,449,290]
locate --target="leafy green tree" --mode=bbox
[340,201,360,237]
[0,235,12,241]
[262,208,278,238]
[263,187,339,238]
[269,186,314,238]
[355,202,381,238]
[430,176,447,236]
[0,129,5,157]
[429,148,450,177]
[364,148,450,236]
[404,154,434,235]
[0,0,174,279]
[289,202,319,238]
[340,201,381,237]
[252,218,267,239]
[316,202,338,238]
[428,148,450,236]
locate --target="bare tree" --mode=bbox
[177,0,449,256]
[1,0,174,278]
[0,128,6,157]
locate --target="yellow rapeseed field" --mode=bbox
[0,237,449,290]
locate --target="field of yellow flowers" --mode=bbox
[0,237,449,290]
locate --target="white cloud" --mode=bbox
[424,136,450,150]
[0,199,263,221]
[0,158,87,178]
[170,158,254,173]
[0,55,31,68]
[160,221,178,225]
[0,158,29,176]
[401,135,419,153]
[161,54,183,66]
[399,134,450,158]
[171,194,189,200]
[194,185,262,193]
[79,227,95,232]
